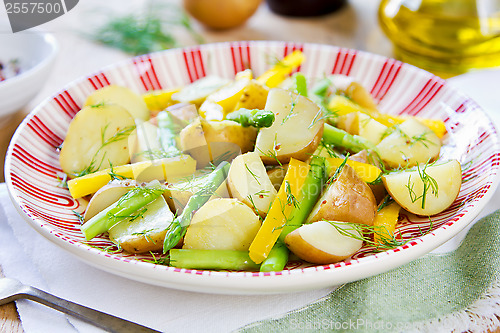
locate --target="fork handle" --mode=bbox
[21,287,161,333]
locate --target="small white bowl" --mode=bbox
[0,30,58,119]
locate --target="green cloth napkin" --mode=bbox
[238,211,500,332]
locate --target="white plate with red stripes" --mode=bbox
[5,41,500,294]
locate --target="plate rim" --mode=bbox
[5,40,500,294]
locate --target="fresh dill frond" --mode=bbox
[73,124,136,178]
[89,3,204,55]
[377,195,395,212]
[56,173,69,189]
[284,180,299,209]
[144,251,169,265]
[281,94,299,125]
[73,210,85,224]
[325,220,430,252]
[245,163,261,185]
[326,154,349,184]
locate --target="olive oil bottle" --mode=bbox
[379,0,500,78]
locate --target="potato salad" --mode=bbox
[60,51,462,271]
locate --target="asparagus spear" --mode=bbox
[291,72,308,97]
[157,110,181,154]
[81,184,165,240]
[260,242,289,272]
[278,155,327,241]
[323,123,380,154]
[169,249,260,271]
[163,161,230,253]
[226,108,275,128]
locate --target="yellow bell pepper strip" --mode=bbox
[375,114,447,139]
[142,88,180,111]
[327,95,447,138]
[261,156,327,272]
[67,165,134,199]
[326,157,382,183]
[256,50,305,88]
[248,158,310,264]
[67,155,196,199]
[373,200,401,245]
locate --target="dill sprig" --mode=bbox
[144,251,170,265]
[73,210,85,224]
[245,163,261,185]
[73,124,136,178]
[281,94,299,125]
[326,154,349,185]
[325,219,432,252]
[56,173,69,189]
[406,162,439,209]
[377,195,395,212]
[284,180,299,209]
[108,164,131,181]
[89,2,204,55]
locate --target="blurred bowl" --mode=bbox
[0,30,58,120]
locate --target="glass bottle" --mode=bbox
[379,0,500,78]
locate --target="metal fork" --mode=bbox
[0,278,161,333]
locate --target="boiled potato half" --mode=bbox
[59,104,135,176]
[172,75,230,106]
[164,170,230,213]
[180,117,257,167]
[376,118,441,168]
[108,195,175,253]
[84,85,150,121]
[83,180,135,222]
[382,159,462,216]
[183,198,261,251]
[308,164,377,226]
[284,221,363,264]
[227,152,277,216]
[255,89,324,164]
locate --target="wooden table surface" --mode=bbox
[0,0,494,331]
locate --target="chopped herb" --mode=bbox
[325,219,432,252]
[89,3,203,55]
[73,210,85,224]
[406,162,439,209]
[326,154,349,184]
[245,163,261,185]
[73,124,136,177]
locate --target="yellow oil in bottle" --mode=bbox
[379,0,500,78]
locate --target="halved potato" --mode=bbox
[108,195,175,253]
[382,159,462,216]
[164,170,230,213]
[199,77,251,120]
[182,198,261,251]
[376,118,441,168]
[83,180,135,222]
[233,79,269,111]
[180,117,257,167]
[255,89,324,164]
[59,104,135,176]
[172,75,230,106]
[84,85,150,121]
[284,220,363,264]
[128,120,162,163]
[308,164,377,226]
[227,152,277,216]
